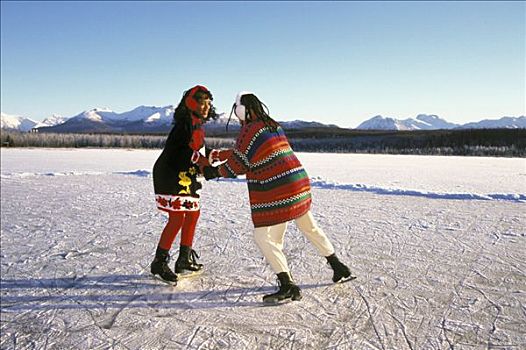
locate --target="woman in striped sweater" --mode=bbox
[204,92,355,304]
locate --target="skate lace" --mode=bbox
[162,263,173,274]
[160,257,177,278]
[190,249,200,264]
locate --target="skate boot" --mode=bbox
[150,247,178,285]
[174,245,203,276]
[326,253,356,283]
[263,272,302,304]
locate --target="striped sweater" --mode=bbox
[217,121,311,227]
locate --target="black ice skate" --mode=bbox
[263,272,302,305]
[150,247,178,285]
[174,245,204,278]
[326,253,356,283]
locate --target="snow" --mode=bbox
[356,114,526,130]
[1,148,525,349]
[144,112,162,123]
[85,110,104,122]
[0,113,38,132]
[67,106,176,125]
[356,115,457,130]
[1,113,65,130]
[4,108,525,132]
[280,120,337,129]
[117,106,175,124]
[461,116,526,129]
[33,114,67,128]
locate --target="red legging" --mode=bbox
[158,210,200,250]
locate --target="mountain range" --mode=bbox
[356,114,459,130]
[356,114,526,130]
[2,108,525,133]
[1,113,68,132]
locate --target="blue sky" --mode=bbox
[1,1,524,127]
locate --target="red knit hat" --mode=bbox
[185,85,210,112]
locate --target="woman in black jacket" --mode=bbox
[151,85,218,284]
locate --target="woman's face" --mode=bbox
[196,98,211,118]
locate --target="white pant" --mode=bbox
[253,211,335,274]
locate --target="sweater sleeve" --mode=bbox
[216,125,253,178]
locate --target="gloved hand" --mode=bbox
[203,166,220,180]
[191,150,211,174]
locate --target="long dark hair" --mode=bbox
[172,87,219,126]
[239,94,280,132]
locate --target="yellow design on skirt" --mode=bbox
[178,171,192,194]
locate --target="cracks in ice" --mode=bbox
[355,286,386,350]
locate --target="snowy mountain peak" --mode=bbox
[357,115,411,130]
[34,114,67,128]
[85,110,104,122]
[280,119,339,129]
[461,116,526,129]
[358,114,460,130]
[414,114,459,129]
[1,112,38,132]
[3,107,525,133]
[44,114,65,123]
[132,105,162,112]
[66,106,176,125]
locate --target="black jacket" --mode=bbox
[153,118,210,197]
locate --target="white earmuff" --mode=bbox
[234,91,253,121]
[235,105,246,121]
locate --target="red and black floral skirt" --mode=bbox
[155,194,200,212]
[154,167,203,212]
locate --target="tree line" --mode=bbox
[286,128,526,157]
[1,128,525,157]
[0,131,234,150]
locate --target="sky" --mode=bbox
[1,1,524,128]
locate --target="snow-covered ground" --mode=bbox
[1,148,525,349]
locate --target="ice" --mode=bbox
[1,148,525,349]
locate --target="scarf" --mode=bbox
[189,113,205,151]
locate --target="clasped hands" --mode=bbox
[196,149,233,179]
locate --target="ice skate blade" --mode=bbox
[335,275,357,284]
[262,295,302,306]
[176,269,204,279]
[262,298,293,306]
[151,274,178,286]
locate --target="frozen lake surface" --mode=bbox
[1,148,525,349]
